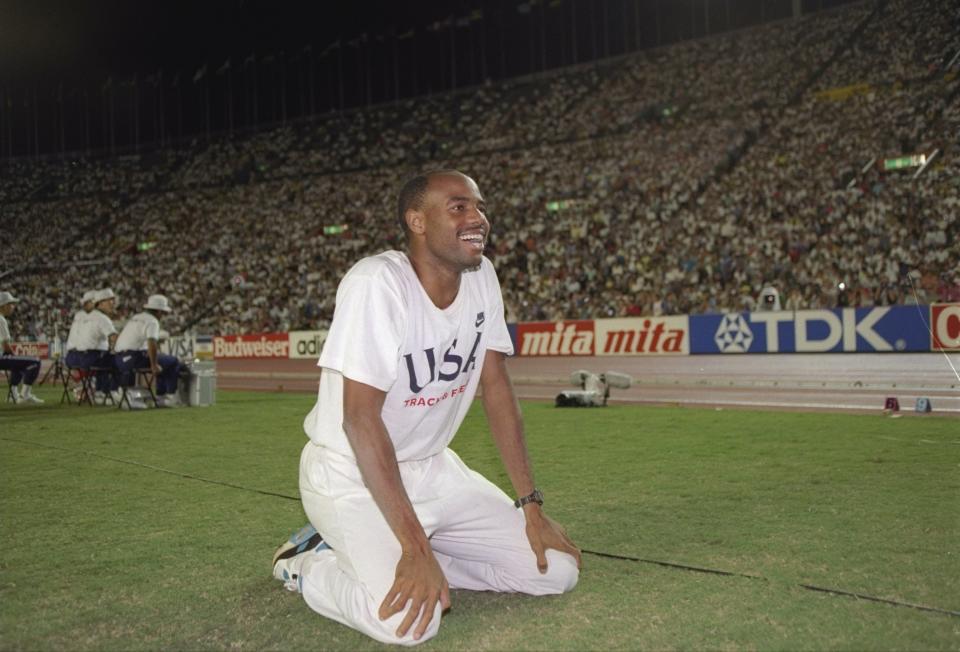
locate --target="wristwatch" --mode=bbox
[514,488,544,508]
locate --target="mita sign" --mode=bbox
[594,317,688,356]
[516,321,594,356]
[689,306,929,354]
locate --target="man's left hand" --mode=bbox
[523,506,582,574]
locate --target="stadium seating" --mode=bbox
[3,0,957,336]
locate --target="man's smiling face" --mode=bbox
[418,173,489,273]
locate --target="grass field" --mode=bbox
[2,386,958,650]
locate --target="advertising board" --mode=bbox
[594,316,689,355]
[213,333,290,359]
[931,303,960,351]
[689,306,929,354]
[9,342,50,358]
[289,330,329,360]
[515,320,595,356]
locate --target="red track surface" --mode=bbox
[215,353,960,415]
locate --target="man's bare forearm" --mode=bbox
[343,384,430,554]
[481,352,536,499]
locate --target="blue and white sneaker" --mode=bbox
[272,523,330,592]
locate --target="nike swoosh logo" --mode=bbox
[475,314,485,327]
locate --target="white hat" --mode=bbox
[143,294,172,312]
[81,290,98,305]
[0,291,20,306]
[95,288,116,304]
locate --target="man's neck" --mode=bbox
[407,252,462,310]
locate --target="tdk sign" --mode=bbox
[691,306,929,354]
[714,313,753,353]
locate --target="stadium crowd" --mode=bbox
[2,0,958,339]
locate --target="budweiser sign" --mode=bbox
[516,321,594,356]
[213,334,290,359]
[595,317,689,356]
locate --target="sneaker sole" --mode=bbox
[272,524,325,567]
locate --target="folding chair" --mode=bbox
[60,365,87,405]
[58,363,72,404]
[64,366,98,406]
[118,367,159,409]
[136,368,160,408]
[88,366,118,407]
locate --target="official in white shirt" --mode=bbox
[0,291,44,404]
[115,295,183,407]
[71,288,120,397]
[64,290,97,369]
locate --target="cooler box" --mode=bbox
[180,360,216,406]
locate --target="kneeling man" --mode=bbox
[272,170,580,646]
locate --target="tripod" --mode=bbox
[39,355,66,386]
[39,310,67,386]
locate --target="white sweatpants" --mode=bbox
[297,442,579,646]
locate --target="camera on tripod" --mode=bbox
[555,370,633,407]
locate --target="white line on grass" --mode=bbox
[514,392,960,413]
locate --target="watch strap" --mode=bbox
[514,488,544,508]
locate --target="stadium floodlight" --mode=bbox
[556,370,633,407]
[545,199,581,212]
[883,154,926,171]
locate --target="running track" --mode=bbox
[214,353,960,415]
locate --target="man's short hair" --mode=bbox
[396,169,467,236]
[397,174,431,235]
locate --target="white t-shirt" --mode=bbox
[304,251,514,461]
[73,310,117,351]
[116,312,161,352]
[0,314,10,348]
[66,310,89,352]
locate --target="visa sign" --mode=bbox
[161,336,195,360]
[690,306,929,354]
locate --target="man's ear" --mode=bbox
[406,208,426,235]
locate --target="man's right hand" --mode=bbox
[378,546,451,641]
